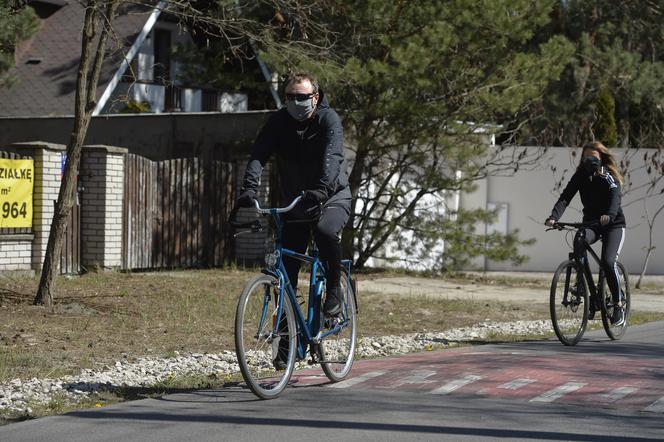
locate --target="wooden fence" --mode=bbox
[122,154,236,270]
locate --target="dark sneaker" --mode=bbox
[588,304,596,320]
[272,356,287,371]
[324,286,342,317]
[610,305,625,326]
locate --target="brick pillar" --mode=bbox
[10,141,66,272]
[80,145,127,270]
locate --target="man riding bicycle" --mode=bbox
[237,71,352,322]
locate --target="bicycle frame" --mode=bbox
[554,223,606,301]
[252,198,353,361]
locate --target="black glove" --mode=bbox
[303,202,322,219]
[237,190,256,208]
[303,189,327,203]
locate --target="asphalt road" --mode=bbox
[1,321,662,441]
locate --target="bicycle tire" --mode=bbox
[319,269,357,382]
[235,274,297,399]
[550,259,588,346]
[599,262,630,340]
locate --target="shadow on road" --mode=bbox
[65,393,663,442]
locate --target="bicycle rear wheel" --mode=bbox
[235,275,297,399]
[319,269,357,382]
[599,262,630,340]
[550,260,588,346]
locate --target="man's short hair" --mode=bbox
[285,72,319,94]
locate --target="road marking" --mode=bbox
[497,378,536,390]
[328,371,386,389]
[600,387,638,402]
[530,382,586,403]
[299,375,327,381]
[389,369,437,388]
[643,396,664,413]
[430,375,484,395]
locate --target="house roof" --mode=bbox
[0,1,152,117]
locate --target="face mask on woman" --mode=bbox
[582,156,602,175]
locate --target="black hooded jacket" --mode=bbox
[241,91,349,203]
[550,168,626,227]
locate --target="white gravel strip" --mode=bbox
[0,319,552,415]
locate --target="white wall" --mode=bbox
[182,88,202,112]
[220,93,248,113]
[462,146,664,275]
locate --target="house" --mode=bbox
[0,0,274,117]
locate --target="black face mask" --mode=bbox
[582,156,602,175]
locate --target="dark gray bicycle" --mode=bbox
[548,221,630,346]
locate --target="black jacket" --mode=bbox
[550,168,626,227]
[241,91,349,203]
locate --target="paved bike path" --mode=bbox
[291,322,664,415]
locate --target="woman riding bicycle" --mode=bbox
[545,141,626,326]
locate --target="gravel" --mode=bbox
[0,319,553,415]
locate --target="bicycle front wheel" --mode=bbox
[599,262,631,340]
[550,260,588,346]
[235,274,297,399]
[319,269,357,382]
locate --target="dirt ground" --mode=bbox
[359,271,664,312]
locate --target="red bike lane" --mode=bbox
[288,345,664,414]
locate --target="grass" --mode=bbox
[1,267,663,423]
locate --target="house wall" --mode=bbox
[0,111,272,161]
[460,146,664,275]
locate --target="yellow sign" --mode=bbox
[0,158,34,228]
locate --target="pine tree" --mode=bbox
[0,1,39,88]
[254,0,574,269]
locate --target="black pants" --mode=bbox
[574,225,626,303]
[283,188,351,291]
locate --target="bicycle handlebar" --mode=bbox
[547,220,600,231]
[253,195,303,215]
[228,194,304,228]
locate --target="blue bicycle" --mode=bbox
[230,195,358,399]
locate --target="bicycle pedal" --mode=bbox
[324,316,342,329]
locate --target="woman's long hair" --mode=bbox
[577,141,624,186]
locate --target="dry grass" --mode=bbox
[1,268,662,385]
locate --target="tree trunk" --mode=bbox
[34,0,118,305]
[636,247,654,290]
[342,141,369,261]
[636,203,664,289]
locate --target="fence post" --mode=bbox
[80,145,128,270]
[10,142,67,272]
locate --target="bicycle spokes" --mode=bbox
[235,275,297,399]
[550,260,588,346]
[319,270,357,381]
